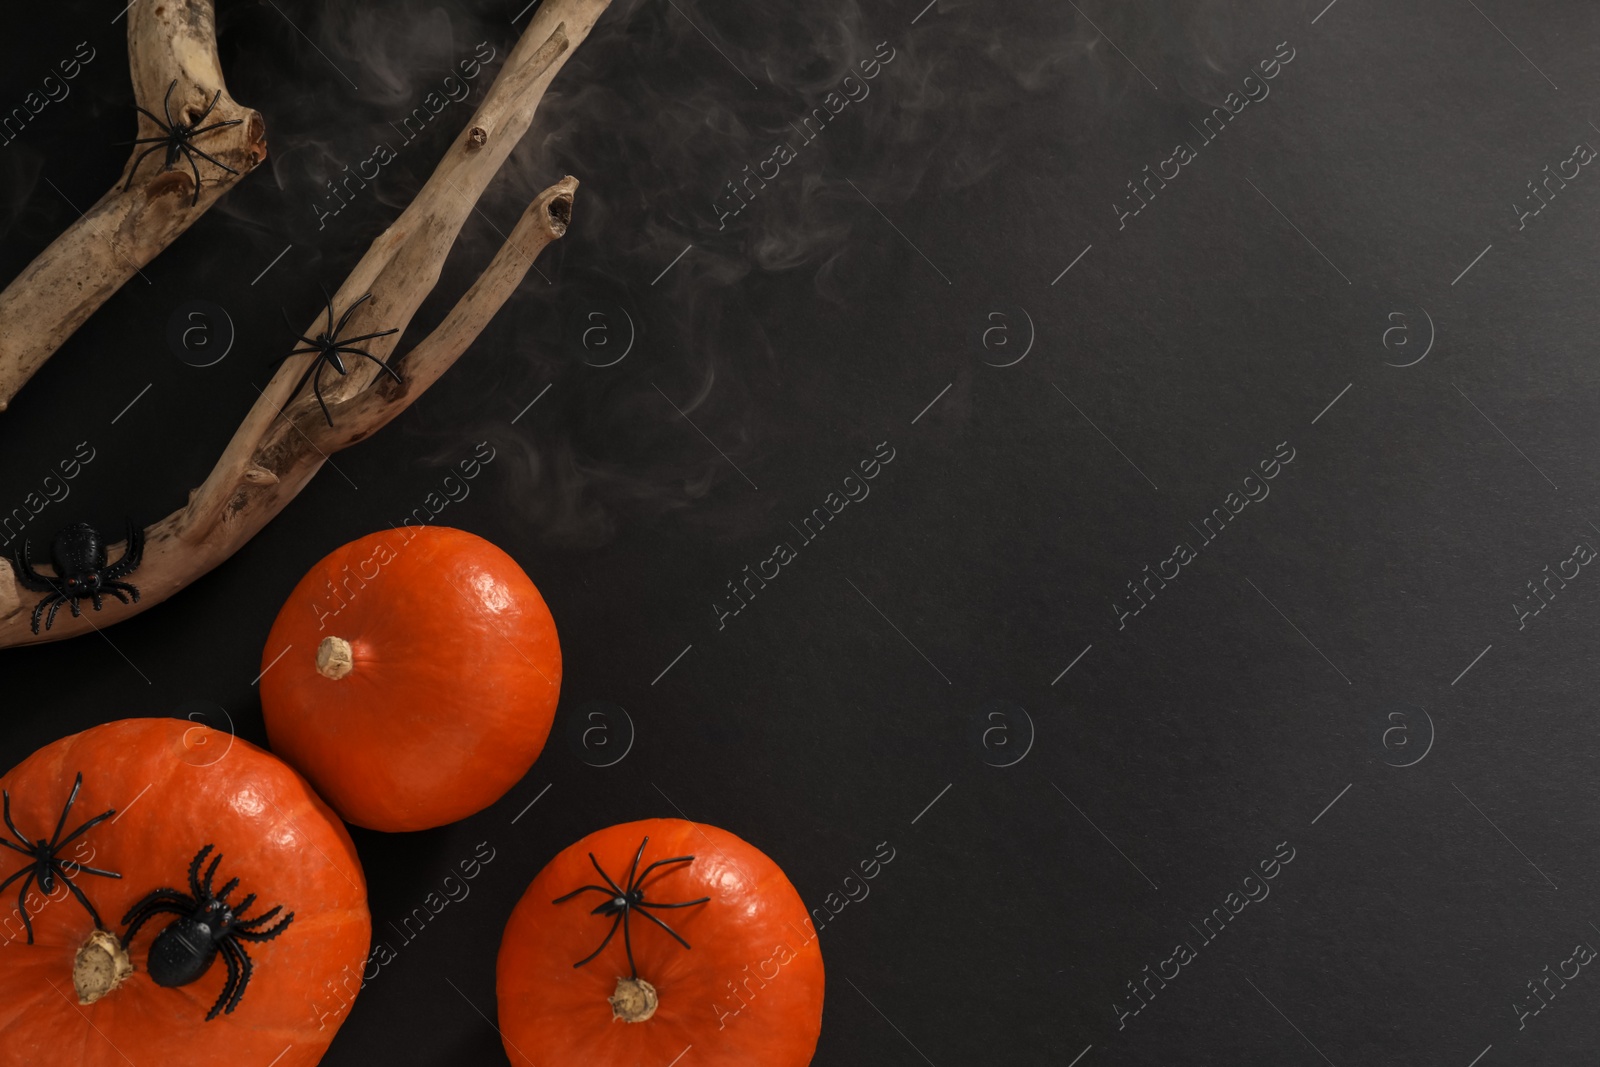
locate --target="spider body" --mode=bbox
[120,80,243,207]
[121,844,294,1020]
[0,773,121,944]
[274,288,401,427]
[553,836,711,978]
[13,519,144,634]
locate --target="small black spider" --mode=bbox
[552,836,711,979]
[13,519,144,634]
[119,80,243,207]
[120,844,295,1021]
[272,286,401,427]
[0,773,122,944]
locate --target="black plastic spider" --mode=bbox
[273,287,401,427]
[13,519,144,634]
[552,836,711,979]
[120,844,295,1021]
[0,773,122,944]
[119,80,243,207]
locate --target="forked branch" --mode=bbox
[0,0,267,411]
[0,0,614,647]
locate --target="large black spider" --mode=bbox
[552,836,711,979]
[120,844,295,1021]
[0,773,122,944]
[13,520,144,634]
[119,80,243,207]
[273,287,401,427]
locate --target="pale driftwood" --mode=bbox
[0,0,267,412]
[0,0,614,647]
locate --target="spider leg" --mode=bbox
[339,347,404,385]
[14,869,38,944]
[214,877,240,901]
[187,845,214,899]
[330,328,399,345]
[188,118,243,136]
[55,804,118,850]
[208,937,243,1020]
[120,887,188,924]
[571,912,623,969]
[66,596,83,619]
[282,353,324,408]
[636,896,711,909]
[231,893,257,916]
[57,859,121,879]
[222,938,255,1016]
[587,854,626,897]
[233,902,282,930]
[180,144,204,207]
[624,839,649,893]
[160,80,179,127]
[634,855,696,892]
[122,142,168,191]
[0,865,34,894]
[183,143,240,177]
[319,284,336,338]
[58,863,108,930]
[279,306,313,345]
[2,790,32,849]
[120,897,191,947]
[333,292,375,337]
[46,773,84,849]
[552,884,616,904]
[131,104,168,129]
[102,521,144,581]
[114,136,172,146]
[634,903,696,951]
[193,86,223,126]
[14,539,60,592]
[201,851,224,898]
[233,909,293,941]
[101,587,131,606]
[311,363,334,427]
[41,595,67,632]
[622,906,637,978]
[89,591,104,612]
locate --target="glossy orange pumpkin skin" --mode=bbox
[497,818,825,1065]
[0,718,369,1067]
[260,526,562,832]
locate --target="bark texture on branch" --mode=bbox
[0,0,267,412]
[0,0,614,647]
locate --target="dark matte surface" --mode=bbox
[5,0,1600,1063]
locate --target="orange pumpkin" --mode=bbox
[496,818,825,1065]
[260,526,562,832]
[0,718,369,1067]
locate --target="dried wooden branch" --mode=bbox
[0,0,267,412]
[0,0,614,647]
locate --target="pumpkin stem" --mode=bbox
[315,636,354,680]
[74,929,133,1005]
[609,976,658,1023]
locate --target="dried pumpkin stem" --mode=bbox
[609,976,658,1023]
[316,636,355,680]
[74,929,134,1005]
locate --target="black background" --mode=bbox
[4,0,1600,1063]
